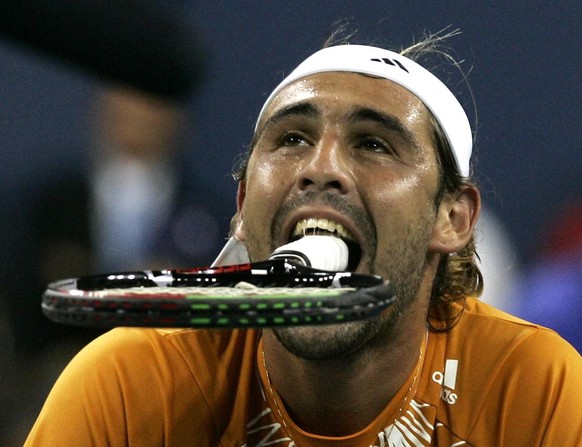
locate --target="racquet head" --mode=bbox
[42,259,395,329]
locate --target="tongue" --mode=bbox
[269,235,349,271]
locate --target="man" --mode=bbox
[25,36,582,446]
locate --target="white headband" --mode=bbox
[256,45,472,178]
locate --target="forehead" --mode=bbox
[260,72,432,135]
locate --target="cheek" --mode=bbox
[242,158,291,223]
[363,172,435,237]
[248,158,287,196]
[380,175,423,199]
[364,171,424,211]
[241,157,295,259]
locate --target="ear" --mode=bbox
[429,185,481,254]
[232,181,247,241]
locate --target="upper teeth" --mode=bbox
[292,218,354,240]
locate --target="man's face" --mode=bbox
[238,72,444,358]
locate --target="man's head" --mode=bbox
[232,40,481,358]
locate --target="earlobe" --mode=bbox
[229,213,245,240]
[429,186,481,254]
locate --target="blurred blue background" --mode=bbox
[1,1,580,443]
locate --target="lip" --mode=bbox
[278,205,368,270]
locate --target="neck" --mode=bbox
[261,312,428,436]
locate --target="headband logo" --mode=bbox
[370,57,409,73]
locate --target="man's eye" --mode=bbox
[357,137,392,154]
[278,132,308,147]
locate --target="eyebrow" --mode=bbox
[348,107,421,150]
[258,102,319,133]
[256,102,422,152]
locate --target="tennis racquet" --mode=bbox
[42,259,394,329]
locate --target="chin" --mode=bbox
[272,316,387,361]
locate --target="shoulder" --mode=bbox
[30,328,262,440]
[461,297,579,356]
[455,298,581,372]
[430,298,582,444]
[72,327,263,394]
[74,327,261,372]
[462,299,581,415]
[26,328,261,446]
[438,298,582,415]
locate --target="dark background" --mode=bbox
[2,1,581,265]
[0,1,580,443]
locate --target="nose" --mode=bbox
[296,136,353,194]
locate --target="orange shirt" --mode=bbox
[25,298,582,446]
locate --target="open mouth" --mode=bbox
[290,218,362,271]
